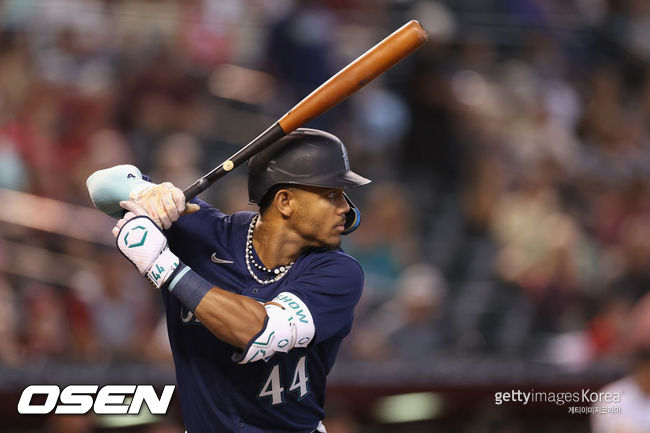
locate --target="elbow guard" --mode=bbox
[234,292,314,364]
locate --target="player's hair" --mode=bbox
[258,183,295,215]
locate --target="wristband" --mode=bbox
[147,247,180,289]
[168,264,214,312]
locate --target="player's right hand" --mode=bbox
[128,182,200,229]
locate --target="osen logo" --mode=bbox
[17,384,175,415]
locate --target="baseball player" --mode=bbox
[86,129,371,433]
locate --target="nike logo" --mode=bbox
[211,253,234,264]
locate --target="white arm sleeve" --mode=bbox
[86,165,153,218]
[234,292,315,364]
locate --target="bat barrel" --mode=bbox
[278,20,427,133]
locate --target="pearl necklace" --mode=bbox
[245,214,294,285]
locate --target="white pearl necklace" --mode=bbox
[245,214,294,285]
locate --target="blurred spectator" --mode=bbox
[591,348,650,433]
[70,128,136,205]
[119,52,201,172]
[462,153,507,234]
[498,60,582,175]
[348,86,411,180]
[585,294,633,362]
[0,129,29,191]
[69,251,157,362]
[346,263,447,361]
[20,283,69,361]
[265,0,339,129]
[0,276,22,365]
[177,0,240,70]
[604,213,650,303]
[148,132,203,191]
[343,182,418,309]
[399,45,462,194]
[140,316,174,366]
[77,129,135,177]
[624,292,650,357]
[490,163,599,332]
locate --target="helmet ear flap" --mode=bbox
[342,193,362,235]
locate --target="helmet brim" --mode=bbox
[297,169,371,190]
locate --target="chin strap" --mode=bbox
[342,193,362,235]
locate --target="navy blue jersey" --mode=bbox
[164,199,364,433]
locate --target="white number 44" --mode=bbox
[259,356,308,405]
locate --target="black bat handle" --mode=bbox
[183,123,287,201]
[183,178,212,201]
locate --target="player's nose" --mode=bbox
[337,194,350,215]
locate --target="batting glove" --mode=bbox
[115,215,180,289]
[130,182,200,229]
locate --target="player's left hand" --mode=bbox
[129,182,200,229]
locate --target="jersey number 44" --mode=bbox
[259,356,309,405]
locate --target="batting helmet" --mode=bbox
[248,128,371,234]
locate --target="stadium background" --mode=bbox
[0,0,649,431]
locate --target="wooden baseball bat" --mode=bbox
[183,20,428,200]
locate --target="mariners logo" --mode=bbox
[123,225,148,248]
[181,305,202,325]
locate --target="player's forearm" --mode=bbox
[167,264,268,349]
[115,215,267,350]
[195,288,267,349]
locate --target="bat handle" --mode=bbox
[183,178,211,201]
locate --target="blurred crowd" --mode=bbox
[343,0,650,369]
[2,0,650,430]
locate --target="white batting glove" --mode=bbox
[129,182,200,229]
[115,214,180,289]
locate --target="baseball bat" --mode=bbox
[183,20,428,200]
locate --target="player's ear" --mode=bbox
[274,189,294,217]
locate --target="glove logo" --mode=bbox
[123,226,148,248]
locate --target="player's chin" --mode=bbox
[323,234,342,250]
[314,233,340,251]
